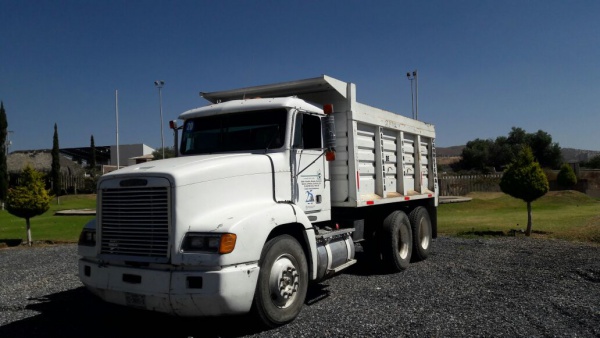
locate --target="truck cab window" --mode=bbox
[293,113,322,150]
[180,109,287,155]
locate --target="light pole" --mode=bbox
[154,80,165,159]
[406,72,415,119]
[406,70,418,120]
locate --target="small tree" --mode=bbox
[151,146,177,159]
[51,123,61,202]
[499,146,549,236]
[6,165,52,246]
[557,163,577,189]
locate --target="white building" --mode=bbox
[109,144,155,167]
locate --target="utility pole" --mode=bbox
[115,90,120,169]
[5,130,13,155]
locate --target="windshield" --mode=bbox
[180,109,287,155]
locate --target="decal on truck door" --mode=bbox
[300,169,322,206]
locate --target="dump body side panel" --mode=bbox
[330,102,437,208]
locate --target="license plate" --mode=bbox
[125,293,146,309]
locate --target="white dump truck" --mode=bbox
[78,75,438,327]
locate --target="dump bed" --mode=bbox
[330,102,437,207]
[200,75,438,208]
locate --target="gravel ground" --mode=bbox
[0,236,599,338]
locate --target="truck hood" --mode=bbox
[102,153,275,187]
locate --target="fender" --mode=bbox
[290,204,319,281]
[175,201,317,270]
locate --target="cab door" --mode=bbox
[291,112,330,220]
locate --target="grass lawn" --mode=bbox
[1,191,599,247]
[0,194,96,246]
[438,190,600,243]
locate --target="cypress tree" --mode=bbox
[89,135,97,174]
[51,123,61,201]
[0,101,8,206]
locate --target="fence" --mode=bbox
[438,174,503,196]
[10,172,95,195]
[438,174,590,196]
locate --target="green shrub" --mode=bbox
[557,163,577,188]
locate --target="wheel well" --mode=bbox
[266,223,312,273]
[345,199,438,241]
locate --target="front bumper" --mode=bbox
[78,258,259,316]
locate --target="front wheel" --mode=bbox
[252,235,308,328]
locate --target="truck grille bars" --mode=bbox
[100,187,170,261]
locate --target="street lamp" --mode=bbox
[406,70,418,120]
[406,72,415,119]
[154,80,165,159]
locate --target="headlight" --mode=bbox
[181,233,237,254]
[78,228,96,246]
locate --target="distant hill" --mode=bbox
[436,145,464,157]
[561,148,600,163]
[436,146,600,163]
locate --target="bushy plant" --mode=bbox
[556,163,577,189]
[6,165,52,246]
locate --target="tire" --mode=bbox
[380,211,413,272]
[409,206,433,262]
[252,235,308,328]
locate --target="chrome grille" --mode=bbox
[100,187,170,260]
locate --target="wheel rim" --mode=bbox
[397,231,410,260]
[419,218,431,250]
[268,254,300,308]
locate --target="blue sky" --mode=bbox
[1,0,599,152]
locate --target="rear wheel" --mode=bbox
[252,235,308,328]
[380,211,413,272]
[409,206,432,262]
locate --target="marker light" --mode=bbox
[169,120,178,129]
[323,104,334,115]
[219,234,237,254]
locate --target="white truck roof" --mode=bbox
[179,96,322,120]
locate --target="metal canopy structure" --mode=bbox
[60,146,111,165]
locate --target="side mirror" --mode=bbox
[169,120,182,157]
